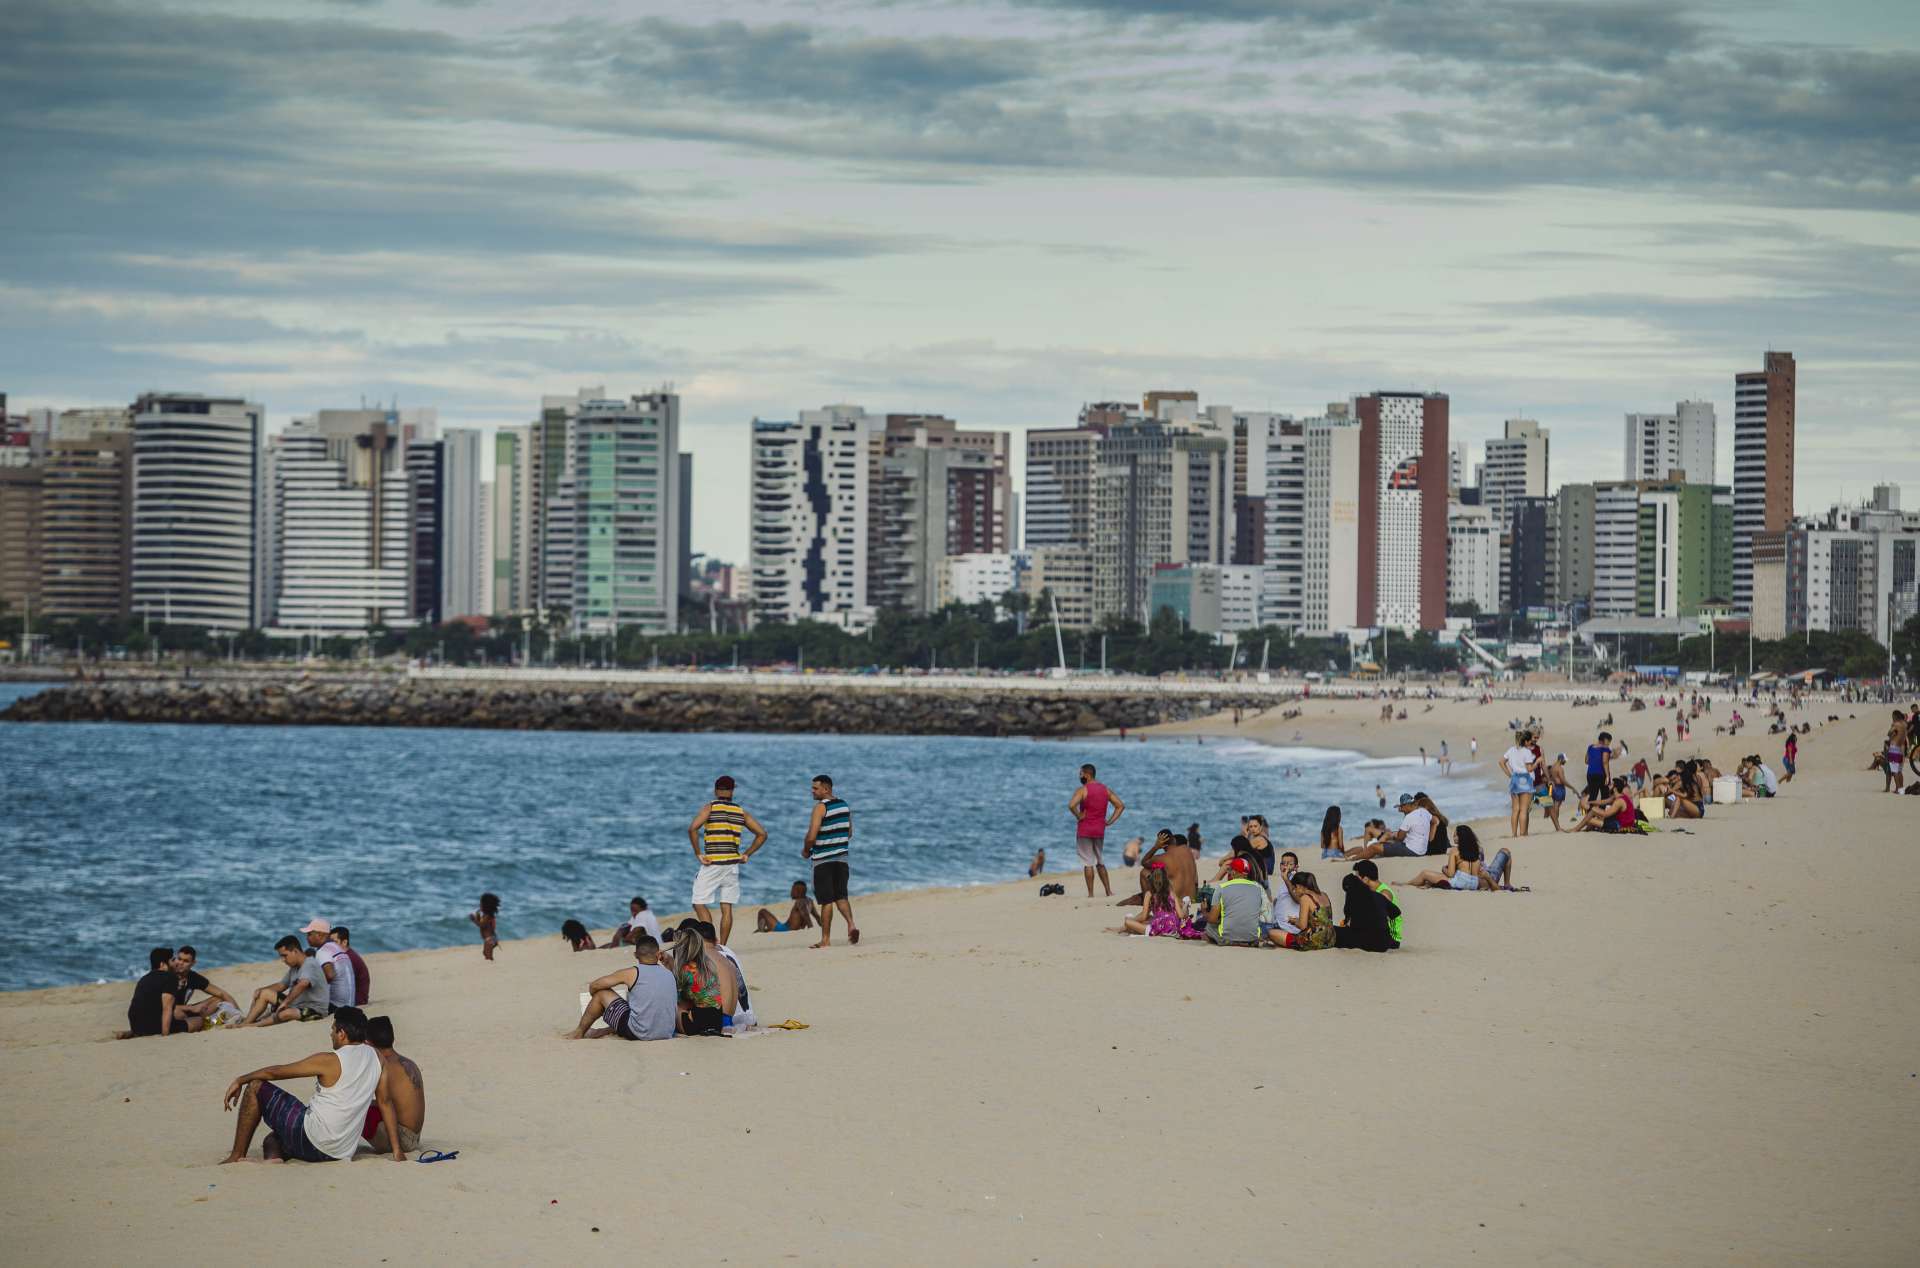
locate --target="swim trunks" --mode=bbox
[813,859,850,904]
[1076,836,1104,867]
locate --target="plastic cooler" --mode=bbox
[1712,775,1740,804]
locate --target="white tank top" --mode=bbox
[305,1043,382,1159]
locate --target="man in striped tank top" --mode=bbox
[688,775,767,946]
[802,774,860,948]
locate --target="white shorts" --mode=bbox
[692,864,741,907]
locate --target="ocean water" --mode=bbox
[0,682,1504,991]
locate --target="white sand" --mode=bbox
[3,691,1917,1264]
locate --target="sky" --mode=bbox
[1,0,1916,566]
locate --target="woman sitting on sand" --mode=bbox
[1573,776,1638,833]
[1408,825,1493,891]
[1270,872,1333,950]
[1662,773,1703,819]
[669,926,732,1036]
[560,919,597,951]
[1116,864,1197,939]
[1318,806,1345,860]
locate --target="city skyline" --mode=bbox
[3,0,1917,569]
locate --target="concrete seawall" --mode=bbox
[0,675,1279,737]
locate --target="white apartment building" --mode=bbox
[1023,426,1101,548]
[268,410,428,633]
[937,551,1023,610]
[130,393,263,631]
[1303,416,1361,636]
[750,405,873,625]
[1786,487,1920,644]
[440,428,491,619]
[1447,503,1500,615]
[1590,481,1645,618]
[1238,412,1305,629]
[1023,545,1094,631]
[1625,401,1715,483]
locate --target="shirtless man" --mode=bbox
[1134,829,1200,907]
[360,1014,425,1158]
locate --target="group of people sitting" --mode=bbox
[1110,818,1520,954]
[124,919,370,1038]
[566,916,752,1041]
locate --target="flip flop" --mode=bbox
[417,1150,459,1164]
[768,1019,810,1030]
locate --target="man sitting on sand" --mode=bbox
[302,919,356,1015]
[330,927,371,1006]
[611,896,662,949]
[220,1007,402,1163]
[360,1015,426,1155]
[126,946,195,1037]
[1200,858,1267,946]
[756,880,819,933]
[571,934,679,1041]
[170,945,238,1029]
[238,936,331,1027]
[1131,829,1200,907]
[1343,793,1436,861]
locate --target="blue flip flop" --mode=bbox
[417,1150,459,1164]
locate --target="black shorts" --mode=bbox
[813,859,850,904]
[681,1006,725,1037]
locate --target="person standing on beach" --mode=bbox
[802,774,860,949]
[1067,764,1124,897]
[1501,733,1539,838]
[1583,732,1617,803]
[689,775,767,946]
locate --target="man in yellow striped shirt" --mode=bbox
[687,775,767,945]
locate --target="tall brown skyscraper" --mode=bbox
[1733,351,1795,612]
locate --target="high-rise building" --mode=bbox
[568,392,681,636]
[750,406,873,626]
[1482,419,1549,524]
[531,388,602,613]
[1733,351,1796,611]
[1634,483,1734,619]
[869,415,1011,613]
[440,429,491,619]
[1556,483,1596,608]
[1784,486,1920,644]
[131,393,264,631]
[1254,416,1306,628]
[491,425,538,614]
[1023,545,1094,631]
[1089,417,1230,624]
[1507,495,1558,615]
[406,439,443,624]
[1303,415,1362,636]
[1446,503,1499,616]
[1355,391,1448,631]
[0,463,44,620]
[1590,481,1646,618]
[1023,417,1107,548]
[41,422,133,620]
[1625,401,1715,483]
[677,452,695,618]
[268,409,423,632]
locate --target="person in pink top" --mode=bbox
[1066,763,1125,897]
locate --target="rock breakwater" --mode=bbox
[0,676,1273,738]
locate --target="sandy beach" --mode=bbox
[3,688,1918,1264]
